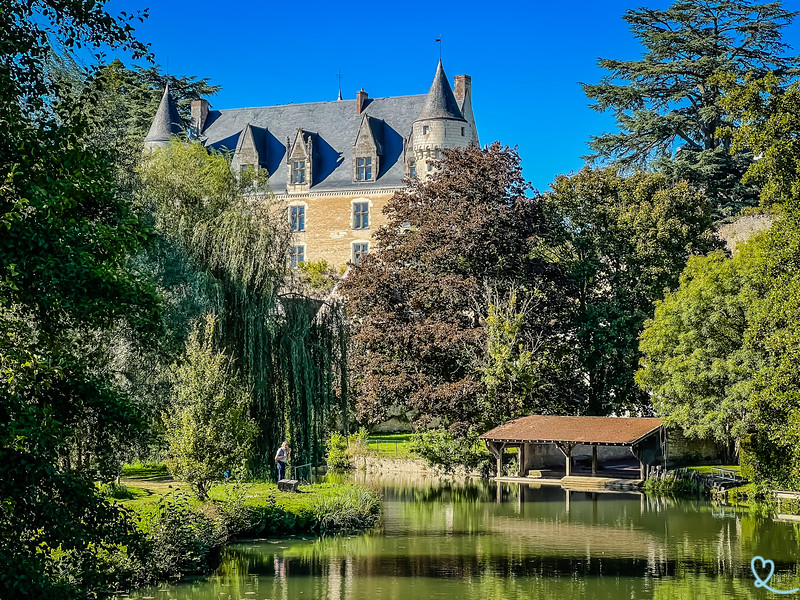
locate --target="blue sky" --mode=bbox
[108,0,800,191]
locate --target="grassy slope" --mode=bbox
[117,469,381,535]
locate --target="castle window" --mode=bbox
[356,157,373,181]
[427,162,433,172]
[292,160,306,184]
[289,205,305,232]
[408,160,416,178]
[352,242,369,264]
[291,244,305,268]
[423,125,430,135]
[461,127,465,136]
[353,202,369,229]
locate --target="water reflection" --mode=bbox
[123,476,800,600]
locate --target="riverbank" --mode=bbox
[108,468,382,589]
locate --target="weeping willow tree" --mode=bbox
[139,139,347,477]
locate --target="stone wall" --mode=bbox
[667,428,724,465]
[261,190,396,268]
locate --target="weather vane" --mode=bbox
[435,35,442,60]
[336,68,343,100]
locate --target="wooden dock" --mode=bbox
[495,474,643,492]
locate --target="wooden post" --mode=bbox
[592,446,597,475]
[517,444,525,477]
[555,442,576,477]
[640,461,646,479]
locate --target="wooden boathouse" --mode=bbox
[480,415,666,482]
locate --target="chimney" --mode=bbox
[191,99,210,135]
[453,75,471,107]
[356,88,369,114]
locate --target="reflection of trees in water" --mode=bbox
[130,478,800,599]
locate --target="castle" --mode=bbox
[144,61,478,267]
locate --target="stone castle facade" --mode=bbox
[144,61,478,267]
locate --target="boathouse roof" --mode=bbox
[480,416,663,447]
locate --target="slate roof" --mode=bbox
[480,416,663,446]
[201,94,427,193]
[145,84,184,145]
[415,60,465,122]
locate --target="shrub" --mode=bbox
[98,482,135,500]
[309,485,382,533]
[135,493,227,581]
[326,432,350,471]
[411,428,492,475]
[163,316,257,500]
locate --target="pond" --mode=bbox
[127,474,800,599]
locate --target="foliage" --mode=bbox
[410,428,491,476]
[639,215,800,488]
[543,168,720,414]
[480,289,550,427]
[637,251,753,456]
[139,140,348,477]
[326,432,351,471]
[342,143,550,428]
[98,482,138,501]
[0,2,168,597]
[642,468,711,497]
[163,315,257,500]
[723,74,800,213]
[582,0,799,217]
[135,493,226,582]
[309,485,382,533]
[297,259,338,291]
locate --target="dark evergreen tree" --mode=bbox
[582,0,798,219]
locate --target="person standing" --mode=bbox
[275,441,290,481]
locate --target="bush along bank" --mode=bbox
[113,481,381,588]
[642,468,713,498]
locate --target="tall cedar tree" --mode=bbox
[582,0,798,219]
[341,143,548,428]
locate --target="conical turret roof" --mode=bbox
[144,83,184,145]
[415,60,465,122]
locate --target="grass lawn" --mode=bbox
[364,433,416,458]
[687,465,741,476]
[116,465,381,534]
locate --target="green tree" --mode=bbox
[0,1,162,597]
[480,289,552,427]
[542,168,720,415]
[583,0,798,218]
[164,316,257,500]
[723,74,800,213]
[637,251,754,459]
[139,140,347,476]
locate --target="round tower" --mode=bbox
[143,83,184,151]
[411,60,468,178]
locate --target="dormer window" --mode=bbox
[292,160,306,184]
[356,157,373,181]
[353,202,369,229]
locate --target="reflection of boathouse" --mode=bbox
[480,416,668,485]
